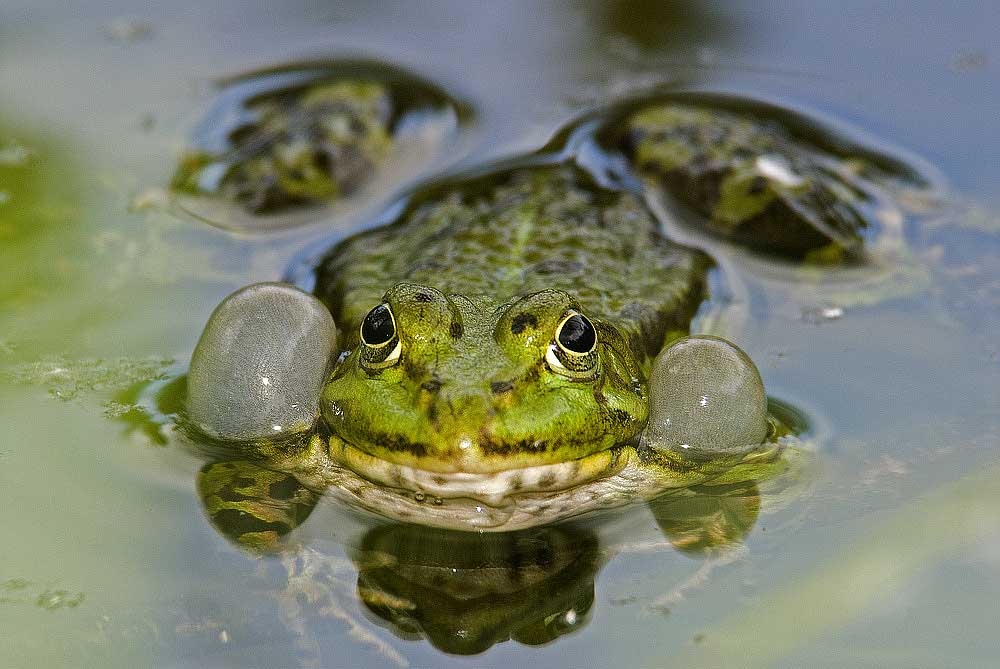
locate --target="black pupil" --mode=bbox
[558,314,596,353]
[361,304,395,346]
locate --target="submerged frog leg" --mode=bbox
[173,79,394,214]
[186,282,337,442]
[621,100,929,262]
[196,459,320,553]
[647,482,761,558]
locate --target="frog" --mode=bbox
[152,83,941,659]
[184,157,811,533]
[178,91,936,534]
[169,61,469,221]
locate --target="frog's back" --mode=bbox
[316,165,709,361]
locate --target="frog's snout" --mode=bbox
[427,383,497,424]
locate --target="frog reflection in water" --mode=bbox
[196,458,765,655]
[183,91,924,531]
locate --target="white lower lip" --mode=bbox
[328,439,631,507]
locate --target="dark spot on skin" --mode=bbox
[212,509,291,540]
[373,433,428,457]
[491,380,514,394]
[433,476,447,486]
[268,476,302,501]
[215,489,254,504]
[508,475,523,491]
[233,477,256,489]
[629,332,647,359]
[608,407,633,426]
[603,451,620,473]
[510,312,538,335]
[538,473,557,489]
[450,320,463,339]
[748,175,769,195]
[593,390,608,407]
[414,292,434,303]
[637,444,697,472]
[479,429,549,455]
[404,362,428,383]
[421,378,442,394]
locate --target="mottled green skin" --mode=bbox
[315,166,709,473]
[626,104,875,260]
[197,460,318,551]
[173,80,393,213]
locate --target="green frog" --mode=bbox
[183,94,922,536]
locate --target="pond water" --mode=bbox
[1,2,998,667]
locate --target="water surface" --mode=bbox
[1,2,998,667]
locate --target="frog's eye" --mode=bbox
[359,303,401,369]
[546,312,599,379]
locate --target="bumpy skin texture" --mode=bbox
[314,165,710,473]
[173,80,393,213]
[625,104,879,260]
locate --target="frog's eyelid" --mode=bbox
[545,343,599,380]
[362,338,401,370]
[380,340,402,366]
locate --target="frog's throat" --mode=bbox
[327,434,633,507]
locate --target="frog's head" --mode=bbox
[321,282,647,474]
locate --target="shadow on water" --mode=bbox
[4,1,1000,668]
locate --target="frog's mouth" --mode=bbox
[326,435,635,507]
